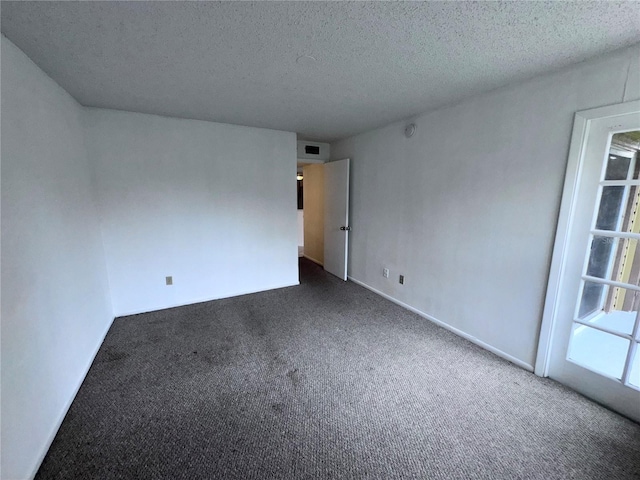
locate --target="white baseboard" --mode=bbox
[302,254,323,266]
[115,281,300,318]
[347,275,534,372]
[28,315,115,480]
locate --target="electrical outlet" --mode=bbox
[399,275,404,285]
[166,276,173,286]
[383,268,389,278]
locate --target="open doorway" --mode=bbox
[298,159,351,281]
[296,140,351,281]
[299,162,325,265]
[296,140,329,267]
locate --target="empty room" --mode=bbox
[2,1,640,479]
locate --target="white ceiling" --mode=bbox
[2,1,640,142]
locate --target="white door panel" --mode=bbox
[324,159,350,280]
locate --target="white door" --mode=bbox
[539,101,640,421]
[323,158,350,280]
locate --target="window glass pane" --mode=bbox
[568,324,630,380]
[585,236,615,279]
[629,345,640,388]
[586,286,638,335]
[610,131,640,179]
[622,186,639,233]
[604,154,630,180]
[634,158,640,180]
[578,281,606,319]
[595,186,625,230]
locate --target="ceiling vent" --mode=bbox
[305,145,320,155]
[297,141,330,161]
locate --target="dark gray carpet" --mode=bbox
[37,258,640,479]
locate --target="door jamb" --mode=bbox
[535,100,640,377]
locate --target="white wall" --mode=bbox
[1,36,299,478]
[1,36,113,480]
[84,109,299,316]
[332,44,640,369]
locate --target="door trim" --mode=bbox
[535,100,640,377]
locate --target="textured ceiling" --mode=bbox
[2,1,640,141]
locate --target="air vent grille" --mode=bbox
[305,145,320,155]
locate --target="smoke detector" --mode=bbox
[404,123,416,138]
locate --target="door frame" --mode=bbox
[535,100,640,377]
